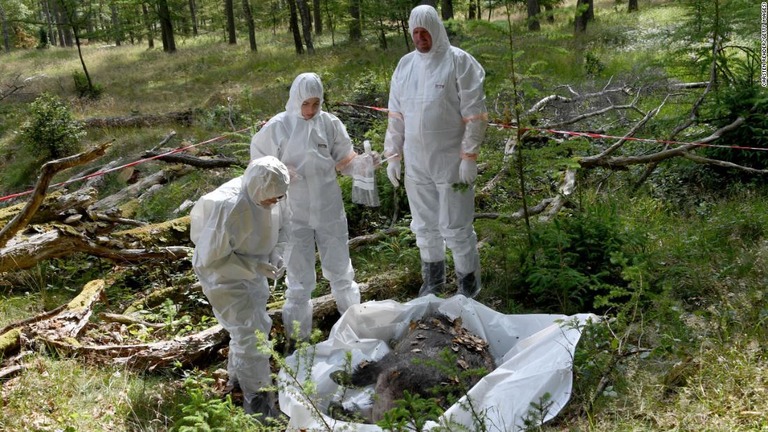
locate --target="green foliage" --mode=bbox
[514,200,646,314]
[72,70,103,99]
[520,392,555,430]
[377,390,443,432]
[171,375,257,431]
[699,84,768,173]
[584,51,606,77]
[20,93,85,162]
[36,26,49,49]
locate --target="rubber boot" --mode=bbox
[456,271,481,298]
[224,376,241,394]
[244,391,278,420]
[418,260,445,297]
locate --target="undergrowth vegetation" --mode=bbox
[1,0,767,430]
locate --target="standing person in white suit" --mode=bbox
[189,156,290,420]
[250,72,378,346]
[384,5,488,298]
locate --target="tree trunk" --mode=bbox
[225,0,236,44]
[323,0,336,45]
[110,4,122,46]
[527,0,541,31]
[377,15,387,50]
[628,0,638,12]
[574,0,593,33]
[348,0,361,42]
[545,4,555,23]
[142,3,154,49]
[297,0,315,54]
[0,3,9,53]
[242,0,257,51]
[441,0,454,21]
[287,0,304,54]
[188,0,199,36]
[42,0,55,47]
[313,0,322,34]
[157,0,176,52]
[56,3,72,47]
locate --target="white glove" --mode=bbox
[387,161,402,188]
[255,261,280,279]
[459,159,477,184]
[370,151,381,168]
[269,250,286,279]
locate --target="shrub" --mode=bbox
[20,93,85,162]
[514,201,646,314]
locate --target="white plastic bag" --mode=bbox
[351,140,380,207]
[277,295,598,431]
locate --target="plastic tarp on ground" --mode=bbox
[277,295,597,431]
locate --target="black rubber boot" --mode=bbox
[243,391,277,420]
[418,260,446,297]
[456,271,480,298]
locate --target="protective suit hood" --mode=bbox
[408,5,450,56]
[243,156,290,205]
[285,73,325,119]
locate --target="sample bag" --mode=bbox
[350,140,380,207]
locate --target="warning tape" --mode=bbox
[339,101,766,153]
[0,126,255,203]
[489,124,768,152]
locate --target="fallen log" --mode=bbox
[0,227,192,273]
[0,142,112,248]
[1,269,415,370]
[142,149,245,169]
[89,166,193,214]
[82,110,195,128]
[0,188,99,227]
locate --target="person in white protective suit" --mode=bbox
[250,72,379,344]
[384,5,488,298]
[189,156,290,420]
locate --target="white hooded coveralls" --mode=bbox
[384,5,488,279]
[250,72,360,340]
[190,156,290,403]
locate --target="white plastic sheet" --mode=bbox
[277,295,597,431]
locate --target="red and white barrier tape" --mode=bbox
[340,101,764,152]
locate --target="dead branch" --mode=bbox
[82,110,195,128]
[142,149,245,169]
[0,142,112,248]
[0,364,23,381]
[87,211,148,227]
[539,168,577,222]
[544,90,644,129]
[0,74,27,102]
[348,226,409,250]
[481,134,516,196]
[579,116,745,169]
[0,304,68,336]
[475,197,555,221]
[100,312,166,328]
[589,94,671,160]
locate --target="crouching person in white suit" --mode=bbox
[190,155,290,420]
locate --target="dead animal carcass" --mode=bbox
[329,312,496,424]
